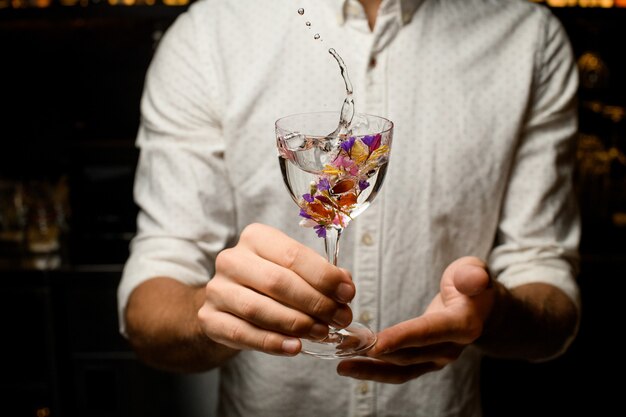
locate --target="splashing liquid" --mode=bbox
[297,8,356,137]
[328,48,355,137]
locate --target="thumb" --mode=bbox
[453,261,491,297]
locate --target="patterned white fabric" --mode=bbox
[118,0,580,416]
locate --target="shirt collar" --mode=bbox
[330,0,425,26]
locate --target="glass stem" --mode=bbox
[323,227,344,341]
[324,227,342,266]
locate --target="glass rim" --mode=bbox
[275,111,394,137]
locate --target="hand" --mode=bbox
[197,223,355,356]
[337,256,497,384]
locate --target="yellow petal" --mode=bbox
[322,165,343,176]
[369,145,390,162]
[351,139,369,165]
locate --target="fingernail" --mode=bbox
[308,323,329,340]
[336,282,354,303]
[332,309,351,328]
[282,338,301,355]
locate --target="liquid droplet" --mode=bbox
[306,21,311,27]
[298,8,304,15]
[314,33,320,40]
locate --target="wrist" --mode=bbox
[472,282,579,360]
[474,280,511,347]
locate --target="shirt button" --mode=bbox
[359,310,372,324]
[368,56,377,69]
[361,233,374,246]
[358,382,369,395]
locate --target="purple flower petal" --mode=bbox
[303,193,314,203]
[340,136,356,152]
[362,135,375,147]
[318,178,330,191]
[314,224,327,238]
[299,208,312,219]
[362,134,382,150]
[358,180,370,190]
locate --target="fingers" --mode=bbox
[215,246,353,328]
[238,224,355,302]
[336,257,491,383]
[337,359,442,384]
[200,223,358,356]
[338,341,463,384]
[206,278,331,337]
[368,312,482,356]
[197,308,303,356]
[198,223,357,356]
[369,343,464,367]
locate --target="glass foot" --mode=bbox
[300,322,377,359]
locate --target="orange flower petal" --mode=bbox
[309,201,333,218]
[331,178,356,194]
[338,193,357,207]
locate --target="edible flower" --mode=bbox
[298,132,390,238]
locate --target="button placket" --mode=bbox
[347,14,392,417]
[350,377,376,417]
[351,198,381,417]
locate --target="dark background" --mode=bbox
[1,2,625,416]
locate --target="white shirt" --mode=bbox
[118,0,581,416]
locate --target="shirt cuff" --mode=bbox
[117,236,213,337]
[496,258,581,361]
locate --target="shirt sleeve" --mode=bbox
[117,6,234,335]
[487,10,581,355]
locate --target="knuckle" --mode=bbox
[282,243,301,270]
[197,305,212,324]
[215,248,236,272]
[228,323,246,345]
[259,332,279,353]
[204,279,226,307]
[204,281,214,299]
[198,314,225,343]
[285,315,311,336]
[312,266,334,292]
[240,223,262,242]
[309,295,333,319]
[197,314,237,348]
[239,299,261,321]
[264,268,285,294]
[257,332,271,351]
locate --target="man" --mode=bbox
[118,0,580,415]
